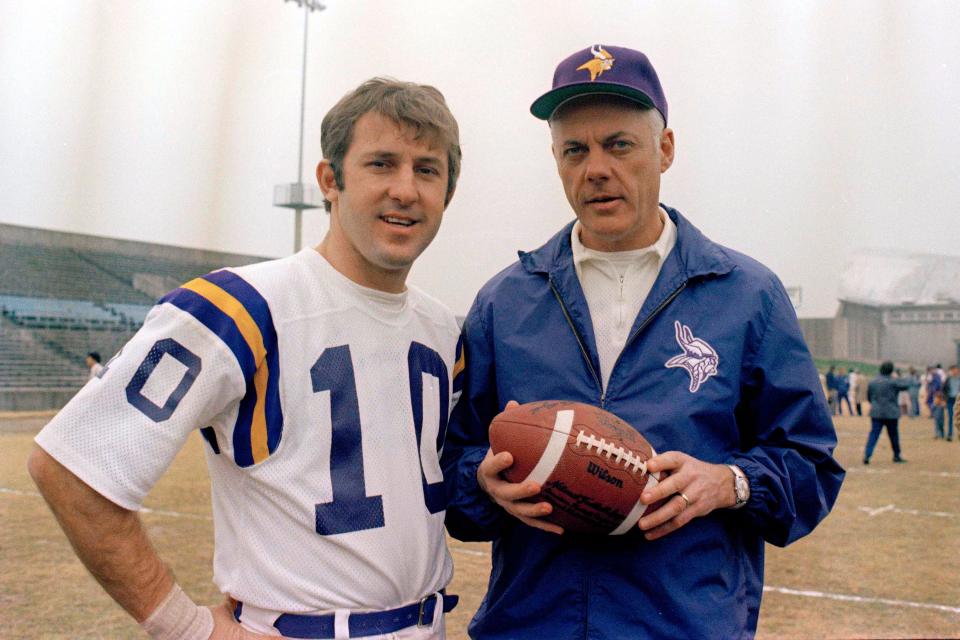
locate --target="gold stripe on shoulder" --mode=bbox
[182,277,271,463]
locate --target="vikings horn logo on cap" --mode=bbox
[576,45,615,81]
[530,44,668,122]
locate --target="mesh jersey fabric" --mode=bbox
[36,247,462,616]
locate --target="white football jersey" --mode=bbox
[36,248,464,617]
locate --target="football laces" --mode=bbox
[574,430,647,474]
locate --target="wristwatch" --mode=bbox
[727,465,749,509]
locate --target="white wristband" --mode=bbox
[140,583,214,640]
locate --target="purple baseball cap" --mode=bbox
[530,45,668,124]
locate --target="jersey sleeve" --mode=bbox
[450,333,465,410]
[35,269,280,510]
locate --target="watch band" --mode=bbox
[727,464,749,509]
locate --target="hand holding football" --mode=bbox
[489,400,667,535]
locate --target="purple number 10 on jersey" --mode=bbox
[311,342,449,536]
[124,338,451,538]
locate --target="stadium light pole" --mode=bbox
[273,0,326,253]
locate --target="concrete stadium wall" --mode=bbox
[840,317,881,362]
[0,222,270,266]
[836,302,882,362]
[803,301,960,366]
[1,222,271,411]
[884,321,960,367]
[798,318,836,360]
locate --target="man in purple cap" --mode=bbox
[442,45,843,638]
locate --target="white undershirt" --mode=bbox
[571,208,677,391]
[313,250,409,318]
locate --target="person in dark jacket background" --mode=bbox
[943,365,960,441]
[864,360,910,464]
[442,44,844,639]
[836,366,853,415]
[826,365,839,414]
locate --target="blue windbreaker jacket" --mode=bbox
[442,206,845,639]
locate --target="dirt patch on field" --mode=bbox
[0,412,56,433]
[3,416,959,638]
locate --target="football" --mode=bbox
[489,400,666,535]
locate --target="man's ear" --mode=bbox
[317,160,339,204]
[443,182,457,209]
[659,128,675,173]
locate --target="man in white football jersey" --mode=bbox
[28,78,464,639]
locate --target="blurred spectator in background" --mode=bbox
[826,365,839,415]
[935,363,946,384]
[864,360,909,465]
[954,394,960,442]
[932,391,946,440]
[837,367,853,415]
[852,369,867,416]
[848,369,861,416]
[895,369,911,417]
[944,365,960,442]
[925,366,942,418]
[906,366,921,417]
[85,352,103,380]
[920,368,928,410]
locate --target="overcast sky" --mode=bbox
[2,1,959,317]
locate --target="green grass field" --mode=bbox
[2,412,958,639]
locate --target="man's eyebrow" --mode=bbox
[362,151,400,160]
[602,131,632,143]
[561,131,634,146]
[361,151,443,164]
[414,155,443,166]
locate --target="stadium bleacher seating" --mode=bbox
[0,223,267,407]
[104,303,152,325]
[83,250,227,293]
[0,295,127,327]
[0,316,88,388]
[0,243,153,304]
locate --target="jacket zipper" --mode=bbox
[549,277,688,409]
[606,281,688,399]
[617,274,625,327]
[548,276,603,403]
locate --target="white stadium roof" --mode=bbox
[838,250,960,307]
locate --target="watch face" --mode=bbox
[735,476,748,503]
[728,465,748,507]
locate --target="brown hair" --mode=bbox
[320,77,462,212]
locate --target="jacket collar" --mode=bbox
[518,205,736,282]
[515,206,737,384]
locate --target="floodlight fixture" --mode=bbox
[274,0,327,252]
[284,0,326,11]
[787,286,803,309]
